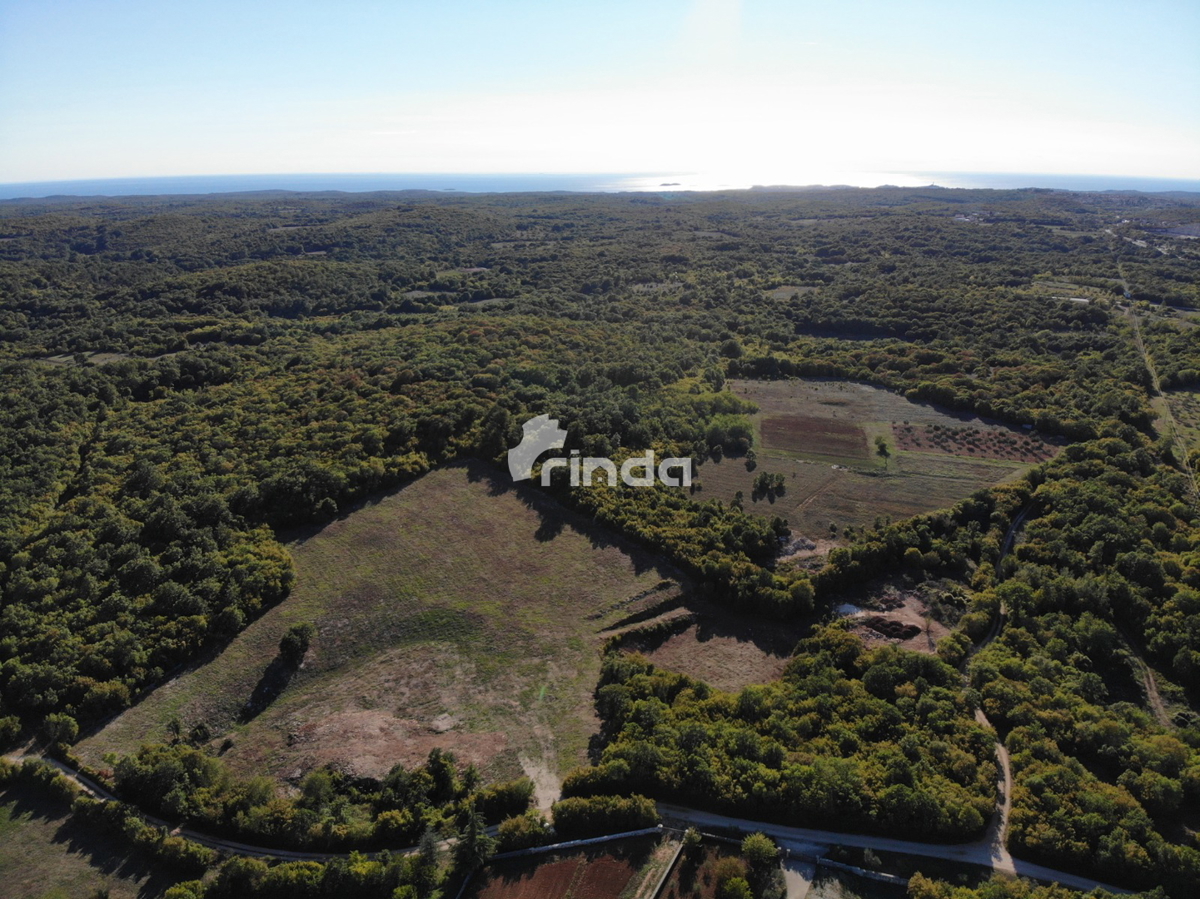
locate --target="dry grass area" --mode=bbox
[0,781,177,898]
[1028,276,1116,304]
[466,835,673,899]
[80,461,682,794]
[696,450,1023,544]
[624,599,806,694]
[637,627,795,694]
[692,379,1040,539]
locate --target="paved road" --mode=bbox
[657,803,1133,895]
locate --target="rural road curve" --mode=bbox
[960,502,1030,864]
[3,752,471,861]
[7,751,1133,892]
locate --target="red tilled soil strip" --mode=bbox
[467,846,643,899]
[468,857,578,899]
[762,415,868,458]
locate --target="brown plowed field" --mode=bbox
[761,414,868,459]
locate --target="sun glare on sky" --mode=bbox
[0,0,1196,185]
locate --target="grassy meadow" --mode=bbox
[0,781,177,899]
[78,461,683,803]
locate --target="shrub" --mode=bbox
[0,715,21,749]
[496,810,552,852]
[551,794,659,840]
[279,622,316,664]
[475,776,534,824]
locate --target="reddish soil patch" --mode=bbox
[470,855,578,899]
[892,423,1057,463]
[466,838,658,899]
[762,415,868,458]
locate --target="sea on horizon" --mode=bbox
[1,171,1198,201]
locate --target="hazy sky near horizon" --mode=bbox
[1,0,1197,183]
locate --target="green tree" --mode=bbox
[279,622,316,664]
[453,807,495,872]
[875,435,891,470]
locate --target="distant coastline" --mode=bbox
[1,171,1198,201]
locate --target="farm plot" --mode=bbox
[693,379,1046,540]
[761,414,869,462]
[891,422,1057,463]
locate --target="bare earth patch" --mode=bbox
[282,710,506,781]
[840,585,956,655]
[778,536,840,564]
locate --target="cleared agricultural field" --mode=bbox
[78,461,682,799]
[0,781,177,898]
[695,379,1050,537]
[762,413,868,461]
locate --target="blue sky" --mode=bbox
[1,0,1197,183]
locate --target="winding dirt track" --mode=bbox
[961,503,1030,859]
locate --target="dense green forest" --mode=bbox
[1,186,1199,897]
